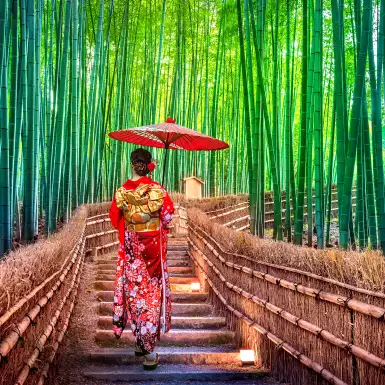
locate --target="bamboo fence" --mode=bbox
[0,202,112,385]
[208,187,357,231]
[187,216,385,385]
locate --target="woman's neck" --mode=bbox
[131,173,141,181]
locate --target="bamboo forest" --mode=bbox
[0,0,384,256]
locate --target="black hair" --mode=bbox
[130,148,152,176]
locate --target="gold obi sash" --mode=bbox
[115,183,165,232]
[126,217,160,232]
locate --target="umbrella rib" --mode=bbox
[133,131,164,144]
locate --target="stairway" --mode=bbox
[83,237,277,384]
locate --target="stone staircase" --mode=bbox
[82,237,277,383]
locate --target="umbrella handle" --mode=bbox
[162,147,169,187]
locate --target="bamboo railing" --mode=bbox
[209,187,357,231]
[187,218,385,385]
[0,204,103,385]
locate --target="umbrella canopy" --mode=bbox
[108,118,229,151]
[108,118,229,186]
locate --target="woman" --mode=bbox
[109,148,174,370]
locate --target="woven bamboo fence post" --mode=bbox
[0,236,85,362]
[186,212,385,385]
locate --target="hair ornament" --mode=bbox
[147,162,156,172]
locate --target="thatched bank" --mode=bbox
[188,207,385,385]
[0,203,113,385]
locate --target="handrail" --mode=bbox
[223,215,250,228]
[188,241,385,370]
[187,246,349,385]
[86,213,109,222]
[0,229,85,328]
[188,232,385,319]
[211,205,249,220]
[86,218,111,226]
[15,241,84,385]
[0,237,85,363]
[205,201,249,216]
[188,223,385,299]
[14,242,84,385]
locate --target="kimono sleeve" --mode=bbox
[109,193,122,230]
[160,192,175,230]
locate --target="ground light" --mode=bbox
[240,349,255,366]
[191,282,201,292]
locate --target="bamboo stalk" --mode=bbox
[85,229,117,240]
[85,240,119,254]
[86,218,111,226]
[86,213,110,222]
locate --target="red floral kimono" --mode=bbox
[109,176,174,354]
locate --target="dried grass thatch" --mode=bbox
[187,207,385,385]
[178,194,249,212]
[0,206,88,315]
[188,208,385,292]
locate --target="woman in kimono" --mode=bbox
[109,148,174,370]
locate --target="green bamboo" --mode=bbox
[340,0,371,249]
[284,0,291,241]
[49,0,71,232]
[312,0,324,248]
[293,0,308,245]
[0,2,10,254]
[23,0,37,240]
[325,95,336,246]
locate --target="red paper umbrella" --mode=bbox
[108,118,229,151]
[108,118,229,185]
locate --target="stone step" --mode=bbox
[168,266,193,274]
[89,346,239,365]
[95,275,197,284]
[168,243,188,249]
[95,256,189,266]
[167,250,189,256]
[98,302,213,317]
[95,278,198,292]
[166,255,190,261]
[83,363,268,383]
[170,283,196,293]
[95,329,235,346]
[168,239,188,245]
[98,315,226,330]
[96,291,208,303]
[96,259,190,270]
[96,269,193,278]
[96,262,118,269]
[95,251,188,263]
[95,281,195,294]
[168,259,190,267]
[95,281,114,291]
[170,292,208,303]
